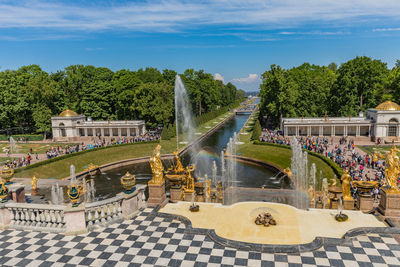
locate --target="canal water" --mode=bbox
[90,110,291,200]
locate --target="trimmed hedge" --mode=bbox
[0,134,44,141]
[253,141,344,178]
[14,140,160,174]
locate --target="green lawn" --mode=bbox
[358,145,397,155]
[0,143,78,154]
[0,157,18,164]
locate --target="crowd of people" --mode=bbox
[260,129,391,201]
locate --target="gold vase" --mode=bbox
[121,172,136,194]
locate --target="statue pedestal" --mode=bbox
[195,194,205,202]
[329,198,339,210]
[343,198,354,210]
[147,182,167,208]
[170,188,183,202]
[184,191,195,202]
[356,193,374,212]
[378,189,400,219]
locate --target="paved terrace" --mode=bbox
[0,207,399,267]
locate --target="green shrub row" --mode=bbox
[252,141,343,178]
[0,134,44,141]
[14,140,160,174]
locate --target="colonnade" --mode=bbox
[283,125,371,137]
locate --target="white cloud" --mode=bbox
[373,27,400,32]
[214,73,224,82]
[0,1,400,33]
[232,74,260,83]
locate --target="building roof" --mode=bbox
[58,109,79,117]
[375,101,400,111]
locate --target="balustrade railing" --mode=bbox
[7,203,66,233]
[85,195,123,230]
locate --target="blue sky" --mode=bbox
[1,1,400,91]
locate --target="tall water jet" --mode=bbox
[310,163,316,208]
[212,161,217,187]
[174,75,196,151]
[9,136,15,154]
[290,136,309,209]
[225,133,238,204]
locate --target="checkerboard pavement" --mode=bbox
[0,208,399,266]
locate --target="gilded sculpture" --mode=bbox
[121,171,136,194]
[31,176,38,191]
[149,144,164,185]
[340,170,353,200]
[307,185,314,202]
[67,180,81,207]
[283,167,293,179]
[183,165,195,193]
[385,145,400,193]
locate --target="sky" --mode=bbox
[1,1,400,91]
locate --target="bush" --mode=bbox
[252,141,343,178]
[161,125,169,140]
[0,134,44,141]
[251,120,261,141]
[14,140,160,174]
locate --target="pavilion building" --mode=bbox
[281,101,400,141]
[51,109,146,141]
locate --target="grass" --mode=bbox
[0,157,18,164]
[15,110,237,179]
[358,145,398,155]
[0,143,78,154]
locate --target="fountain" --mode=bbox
[290,136,309,209]
[310,163,316,207]
[9,136,15,154]
[174,75,196,151]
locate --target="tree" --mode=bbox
[330,56,389,116]
[32,105,52,138]
[251,120,261,141]
[328,62,338,72]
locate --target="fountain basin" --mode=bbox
[160,201,385,245]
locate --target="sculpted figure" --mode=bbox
[340,170,353,200]
[308,185,314,202]
[31,176,38,191]
[149,145,164,185]
[385,145,400,193]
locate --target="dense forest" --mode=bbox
[260,56,400,127]
[0,65,245,135]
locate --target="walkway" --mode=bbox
[0,208,399,266]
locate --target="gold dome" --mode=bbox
[59,109,78,117]
[375,101,400,111]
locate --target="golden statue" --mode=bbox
[207,179,211,197]
[31,176,38,191]
[372,151,379,163]
[217,181,223,200]
[330,178,337,187]
[308,185,314,202]
[340,170,353,200]
[183,166,195,193]
[283,168,293,179]
[149,144,164,185]
[385,145,400,193]
[172,150,184,173]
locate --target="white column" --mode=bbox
[284,127,287,136]
[356,125,360,137]
[84,128,88,137]
[296,126,299,136]
[101,128,104,137]
[331,126,334,137]
[319,126,323,137]
[118,128,122,137]
[368,125,371,137]
[307,126,311,136]
[127,128,131,137]
[345,125,348,136]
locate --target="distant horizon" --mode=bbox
[1,1,400,91]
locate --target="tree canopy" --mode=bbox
[260,56,398,128]
[0,65,245,135]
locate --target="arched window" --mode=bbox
[388,118,398,137]
[59,123,66,137]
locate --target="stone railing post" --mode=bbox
[64,205,87,235]
[119,185,146,220]
[0,203,11,229]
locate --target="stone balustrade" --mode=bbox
[85,195,124,230]
[6,202,66,233]
[0,184,147,235]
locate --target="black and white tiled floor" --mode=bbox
[0,208,399,266]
